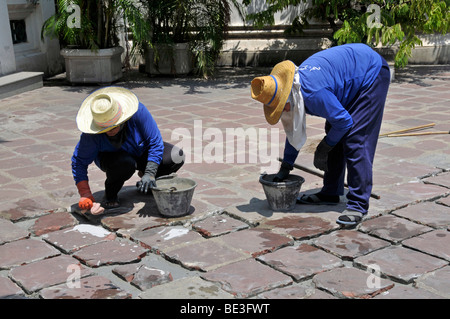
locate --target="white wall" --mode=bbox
[0,0,17,76]
[0,0,63,77]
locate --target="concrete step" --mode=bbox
[0,71,43,100]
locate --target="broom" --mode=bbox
[379,123,449,137]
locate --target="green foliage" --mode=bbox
[42,0,243,77]
[243,0,450,67]
[138,0,243,78]
[41,0,149,51]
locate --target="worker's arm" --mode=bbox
[306,89,353,146]
[72,133,99,209]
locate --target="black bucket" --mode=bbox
[259,174,305,211]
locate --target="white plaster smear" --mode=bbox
[66,224,111,237]
[159,227,189,241]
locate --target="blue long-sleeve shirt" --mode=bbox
[283,43,382,165]
[71,102,164,184]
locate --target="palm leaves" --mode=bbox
[42,0,149,51]
[139,0,241,77]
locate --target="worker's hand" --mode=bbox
[76,180,95,210]
[314,138,334,172]
[136,174,156,194]
[79,196,94,210]
[273,161,293,182]
[90,202,105,215]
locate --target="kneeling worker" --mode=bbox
[72,87,184,214]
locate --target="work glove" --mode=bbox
[136,161,159,194]
[313,137,334,172]
[273,161,293,182]
[76,180,95,210]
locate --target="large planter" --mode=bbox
[145,43,193,76]
[61,47,124,84]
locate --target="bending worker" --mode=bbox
[251,43,390,226]
[72,86,184,213]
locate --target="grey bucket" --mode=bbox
[151,176,197,217]
[259,173,305,211]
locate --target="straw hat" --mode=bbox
[76,87,139,134]
[251,60,296,125]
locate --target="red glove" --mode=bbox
[76,180,95,210]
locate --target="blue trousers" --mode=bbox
[321,58,391,214]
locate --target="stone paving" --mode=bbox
[0,65,449,300]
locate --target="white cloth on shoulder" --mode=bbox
[280,66,307,151]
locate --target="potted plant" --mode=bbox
[42,0,149,84]
[138,0,243,78]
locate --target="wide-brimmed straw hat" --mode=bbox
[76,87,139,134]
[250,60,296,125]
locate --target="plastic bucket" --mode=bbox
[259,174,305,211]
[151,176,197,217]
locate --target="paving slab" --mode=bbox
[373,178,449,213]
[257,244,343,281]
[260,215,338,239]
[373,284,445,299]
[359,215,433,243]
[313,230,391,260]
[415,266,450,298]
[39,275,131,299]
[216,228,293,257]
[422,171,450,189]
[9,255,93,293]
[0,218,30,244]
[100,203,170,238]
[369,189,420,214]
[0,277,24,298]
[437,196,450,207]
[201,259,293,298]
[386,181,449,203]
[414,151,450,170]
[42,224,116,253]
[376,145,424,159]
[29,211,79,236]
[0,239,60,270]
[131,225,204,254]
[192,213,249,237]
[139,276,234,299]
[392,201,450,228]
[258,283,337,299]
[354,246,448,284]
[224,199,274,225]
[377,160,441,181]
[112,263,173,290]
[165,239,249,272]
[73,239,149,267]
[0,198,64,222]
[402,229,450,261]
[312,267,395,299]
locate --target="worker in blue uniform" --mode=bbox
[72,87,184,211]
[251,43,390,226]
